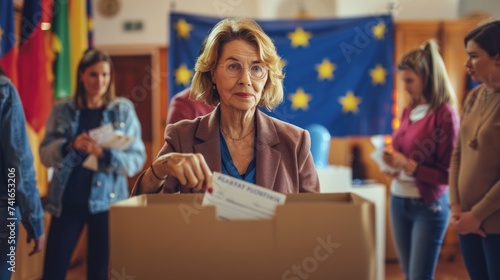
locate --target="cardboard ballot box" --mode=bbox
[110,193,376,280]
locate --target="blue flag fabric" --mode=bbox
[0,0,17,82]
[87,0,94,47]
[169,12,394,137]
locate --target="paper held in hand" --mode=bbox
[202,172,287,220]
[370,148,398,174]
[370,148,414,181]
[82,123,134,171]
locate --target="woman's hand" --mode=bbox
[450,203,461,222]
[27,234,45,256]
[382,170,400,178]
[452,211,486,237]
[72,133,103,157]
[153,153,213,191]
[382,150,417,175]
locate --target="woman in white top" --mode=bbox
[383,40,459,280]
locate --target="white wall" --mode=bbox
[92,0,259,46]
[258,0,337,19]
[460,0,500,18]
[390,0,460,20]
[91,0,496,47]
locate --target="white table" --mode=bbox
[317,165,352,193]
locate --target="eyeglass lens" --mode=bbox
[223,62,267,79]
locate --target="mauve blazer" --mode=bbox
[134,106,319,194]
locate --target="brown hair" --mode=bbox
[464,20,500,58]
[73,49,116,109]
[191,17,284,110]
[397,39,457,111]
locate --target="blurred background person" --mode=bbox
[383,40,459,280]
[167,39,215,125]
[133,17,319,195]
[0,66,45,280]
[166,87,214,124]
[450,20,500,280]
[40,49,146,280]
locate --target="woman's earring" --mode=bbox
[213,84,219,99]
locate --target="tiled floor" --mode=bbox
[67,255,470,280]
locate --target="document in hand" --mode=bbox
[82,123,134,171]
[370,148,398,174]
[370,148,414,181]
[88,123,134,150]
[202,172,286,220]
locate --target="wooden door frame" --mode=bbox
[98,45,163,156]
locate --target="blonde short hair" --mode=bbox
[191,17,284,110]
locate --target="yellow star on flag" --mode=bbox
[0,26,4,41]
[289,88,312,110]
[316,59,336,80]
[174,64,193,86]
[339,91,362,113]
[372,22,386,40]
[288,27,312,48]
[370,64,388,85]
[175,19,192,38]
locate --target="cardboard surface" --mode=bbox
[110,193,376,280]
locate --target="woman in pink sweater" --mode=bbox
[383,40,459,280]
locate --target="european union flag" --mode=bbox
[169,13,394,137]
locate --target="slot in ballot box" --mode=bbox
[110,193,376,280]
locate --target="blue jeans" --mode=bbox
[459,233,500,280]
[0,205,19,280]
[390,192,450,280]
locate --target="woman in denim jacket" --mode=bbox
[40,49,146,280]
[0,67,45,280]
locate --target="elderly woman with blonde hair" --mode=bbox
[134,17,319,194]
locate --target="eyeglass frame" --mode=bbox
[217,61,268,80]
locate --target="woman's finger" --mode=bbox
[188,155,206,190]
[165,156,187,185]
[182,165,201,189]
[197,154,213,190]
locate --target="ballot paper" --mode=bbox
[202,172,287,220]
[370,148,414,181]
[82,123,134,171]
[88,123,134,150]
[370,148,398,174]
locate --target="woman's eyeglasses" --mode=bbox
[219,61,268,80]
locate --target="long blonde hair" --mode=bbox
[397,40,457,111]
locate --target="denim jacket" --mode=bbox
[0,75,44,238]
[40,97,146,217]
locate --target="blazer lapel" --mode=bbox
[193,108,281,188]
[255,110,281,189]
[194,107,222,172]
